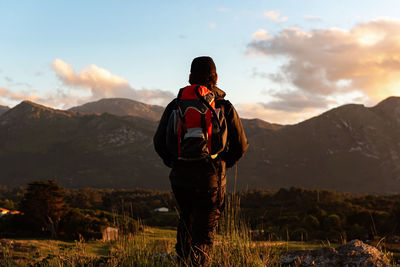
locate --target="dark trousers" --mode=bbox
[172,184,225,266]
[170,160,226,266]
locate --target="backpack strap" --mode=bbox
[176,88,186,157]
[177,88,184,100]
[176,88,187,134]
[195,87,222,129]
[200,112,210,154]
[200,113,207,138]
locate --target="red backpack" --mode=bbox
[166,85,227,161]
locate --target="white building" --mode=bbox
[153,207,169,213]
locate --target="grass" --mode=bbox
[0,192,276,266]
[0,230,337,266]
[1,193,396,266]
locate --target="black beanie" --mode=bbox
[190,56,216,75]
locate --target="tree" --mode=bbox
[20,180,69,238]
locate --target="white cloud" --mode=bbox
[304,15,322,22]
[252,29,271,40]
[247,18,400,118]
[264,10,288,23]
[52,59,174,107]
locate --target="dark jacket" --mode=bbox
[153,86,248,171]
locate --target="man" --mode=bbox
[153,56,248,266]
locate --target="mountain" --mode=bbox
[2,97,400,193]
[241,118,283,138]
[69,98,281,136]
[0,105,9,116]
[0,101,169,189]
[68,98,164,121]
[0,100,276,190]
[237,97,400,193]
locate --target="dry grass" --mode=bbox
[0,192,282,266]
[2,192,394,266]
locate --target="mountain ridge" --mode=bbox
[0,105,9,116]
[68,98,164,121]
[238,96,400,193]
[1,96,400,193]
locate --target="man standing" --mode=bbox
[154,56,248,266]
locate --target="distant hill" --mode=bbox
[69,98,282,137]
[68,98,164,121]
[238,97,400,193]
[2,97,400,193]
[0,105,9,116]
[241,118,283,138]
[0,101,168,189]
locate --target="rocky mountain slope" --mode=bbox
[0,105,9,116]
[1,97,400,193]
[240,118,283,138]
[0,101,168,189]
[68,98,164,121]
[238,97,400,193]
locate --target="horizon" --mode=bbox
[2,1,400,124]
[1,94,398,125]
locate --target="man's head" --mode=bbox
[189,56,218,89]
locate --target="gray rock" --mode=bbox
[279,240,392,266]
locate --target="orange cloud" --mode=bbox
[236,102,319,125]
[1,60,175,109]
[252,29,270,40]
[248,18,400,102]
[0,87,41,103]
[52,59,174,106]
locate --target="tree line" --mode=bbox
[1,181,399,243]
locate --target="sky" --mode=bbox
[1,0,400,124]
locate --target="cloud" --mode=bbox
[0,86,81,109]
[0,87,41,103]
[0,59,175,109]
[217,8,229,13]
[236,102,319,125]
[247,18,400,114]
[263,10,288,23]
[15,82,32,88]
[252,29,271,40]
[52,59,174,107]
[209,23,216,29]
[304,15,322,22]
[261,91,336,112]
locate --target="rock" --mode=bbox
[278,240,392,266]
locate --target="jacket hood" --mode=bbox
[212,87,226,100]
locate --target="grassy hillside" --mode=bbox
[1,184,399,266]
[0,228,339,266]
